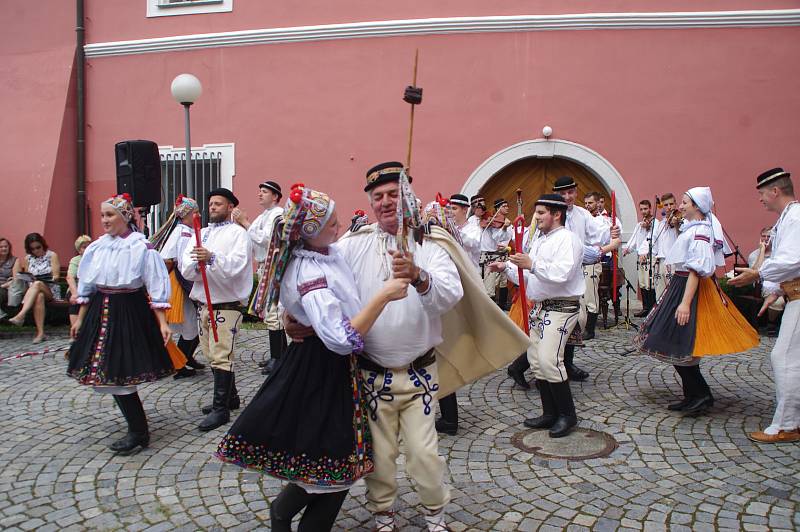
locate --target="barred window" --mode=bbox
[147,0,232,17]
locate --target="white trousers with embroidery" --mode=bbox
[583,263,602,313]
[528,305,580,383]
[766,299,800,434]
[361,363,450,514]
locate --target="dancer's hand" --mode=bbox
[160,323,172,345]
[486,261,505,273]
[381,278,411,302]
[675,303,691,326]
[509,252,532,270]
[758,293,779,317]
[729,267,759,287]
[283,312,314,343]
[70,318,82,339]
[389,250,417,281]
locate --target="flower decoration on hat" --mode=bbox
[173,194,199,219]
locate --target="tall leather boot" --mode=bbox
[179,336,204,370]
[582,312,598,341]
[110,392,150,455]
[436,393,458,435]
[199,368,233,431]
[263,329,288,375]
[634,289,650,317]
[507,353,531,389]
[548,381,578,438]
[564,345,589,382]
[683,365,714,415]
[524,380,557,429]
[667,365,693,411]
[202,370,240,414]
[498,287,509,311]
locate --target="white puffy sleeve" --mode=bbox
[75,243,99,304]
[760,213,800,284]
[624,224,642,254]
[247,211,272,248]
[297,272,363,356]
[684,232,716,277]
[159,228,181,260]
[459,224,481,259]
[585,212,610,246]
[531,237,580,284]
[418,240,464,315]
[207,229,252,280]
[179,233,202,282]
[143,246,171,309]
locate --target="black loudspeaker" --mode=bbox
[115,140,162,207]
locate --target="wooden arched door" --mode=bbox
[479,157,609,221]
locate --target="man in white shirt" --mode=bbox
[652,193,680,299]
[334,161,463,532]
[181,188,254,432]
[623,199,661,317]
[731,167,800,443]
[448,193,481,270]
[488,194,584,438]
[232,180,286,375]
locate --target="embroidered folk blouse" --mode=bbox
[76,232,171,308]
[664,220,716,278]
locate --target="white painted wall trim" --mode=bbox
[158,142,236,189]
[85,9,800,57]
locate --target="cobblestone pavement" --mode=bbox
[1,322,799,531]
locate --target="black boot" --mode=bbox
[564,345,589,382]
[634,289,651,317]
[178,336,204,370]
[667,365,693,411]
[263,329,287,375]
[436,393,458,435]
[683,365,714,415]
[110,393,149,455]
[582,312,598,341]
[199,369,233,431]
[498,287,509,311]
[548,381,578,438]
[173,366,197,379]
[507,353,531,389]
[524,380,557,429]
[270,483,314,532]
[202,370,240,414]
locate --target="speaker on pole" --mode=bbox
[115,140,162,207]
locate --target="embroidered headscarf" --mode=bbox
[173,194,199,219]
[685,186,731,262]
[103,193,135,222]
[149,194,200,252]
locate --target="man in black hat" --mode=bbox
[477,198,513,309]
[181,188,253,431]
[730,168,800,443]
[232,180,287,375]
[488,193,585,437]
[448,193,481,269]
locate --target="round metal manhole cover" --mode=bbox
[511,428,618,461]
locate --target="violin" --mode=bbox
[666,210,683,229]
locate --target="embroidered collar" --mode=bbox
[208,220,233,228]
[294,246,336,262]
[680,219,710,232]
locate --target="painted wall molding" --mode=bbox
[85,9,800,57]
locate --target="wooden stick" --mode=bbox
[406,49,419,170]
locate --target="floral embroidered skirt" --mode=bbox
[67,289,174,386]
[216,335,373,488]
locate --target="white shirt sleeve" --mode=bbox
[179,236,202,282]
[760,224,800,283]
[684,233,716,277]
[207,230,252,280]
[585,213,610,247]
[299,287,361,356]
[418,241,464,316]
[143,248,172,308]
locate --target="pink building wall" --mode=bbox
[2,1,799,263]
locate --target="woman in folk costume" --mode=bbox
[216,184,410,531]
[67,194,174,455]
[150,194,207,378]
[635,187,758,414]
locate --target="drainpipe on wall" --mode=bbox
[76,0,87,234]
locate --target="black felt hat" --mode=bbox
[470,195,485,206]
[494,198,508,210]
[364,161,409,192]
[552,175,577,191]
[756,168,790,189]
[536,193,568,209]
[259,180,282,199]
[207,187,239,207]
[449,194,470,207]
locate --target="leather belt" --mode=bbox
[780,278,800,302]
[200,301,242,311]
[358,348,436,374]
[538,298,580,313]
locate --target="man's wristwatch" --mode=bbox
[411,268,429,288]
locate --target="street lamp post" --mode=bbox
[170,74,202,197]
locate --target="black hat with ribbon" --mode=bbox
[552,175,577,191]
[259,180,283,199]
[364,161,410,192]
[449,194,470,207]
[756,168,790,189]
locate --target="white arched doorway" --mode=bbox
[462,139,637,238]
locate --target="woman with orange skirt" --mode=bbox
[635,187,758,415]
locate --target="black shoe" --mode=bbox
[507,365,530,389]
[633,307,651,318]
[111,393,149,455]
[186,358,206,370]
[435,418,458,435]
[524,380,556,429]
[668,365,693,411]
[582,313,598,341]
[548,381,578,438]
[258,360,268,368]
[682,394,714,415]
[667,397,693,411]
[173,366,197,379]
[199,369,233,431]
[261,358,278,376]
[201,394,240,415]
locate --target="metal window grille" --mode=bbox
[146,151,223,233]
[159,0,223,6]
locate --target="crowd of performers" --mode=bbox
[62,163,799,530]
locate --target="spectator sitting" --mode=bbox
[66,235,92,329]
[748,226,784,336]
[0,237,18,320]
[8,233,62,343]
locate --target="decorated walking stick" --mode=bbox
[611,191,619,303]
[514,189,530,334]
[192,212,219,342]
[396,50,424,254]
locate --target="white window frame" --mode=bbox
[147,0,232,18]
[158,142,235,190]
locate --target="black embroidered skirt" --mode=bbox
[216,335,373,488]
[67,289,174,386]
[634,274,698,364]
